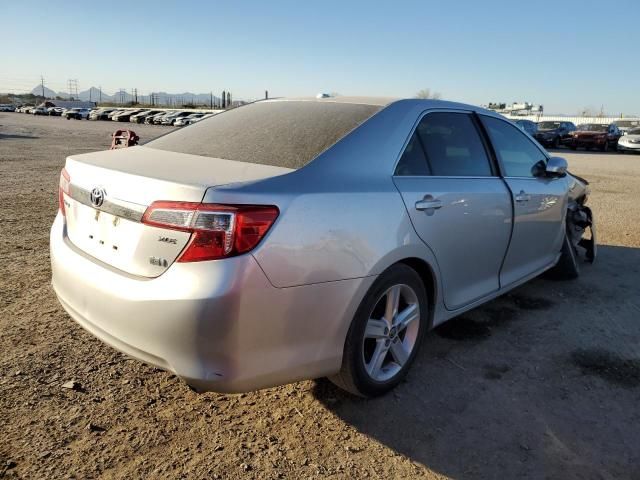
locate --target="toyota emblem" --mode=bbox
[90,187,106,208]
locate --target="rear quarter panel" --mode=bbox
[205,177,432,288]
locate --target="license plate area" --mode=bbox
[64,195,190,277]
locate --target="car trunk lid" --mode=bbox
[62,146,292,277]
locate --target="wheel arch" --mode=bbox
[397,257,437,329]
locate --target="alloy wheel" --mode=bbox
[362,284,420,382]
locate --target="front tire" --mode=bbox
[551,231,580,280]
[330,264,428,397]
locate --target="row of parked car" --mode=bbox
[6,104,215,127]
[87,108,215,126]
[512,119,640,153]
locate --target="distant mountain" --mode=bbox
[78,87,114,102]
[30,84,221,106]
[30,85,57,98]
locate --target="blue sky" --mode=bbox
[2,0,639,114]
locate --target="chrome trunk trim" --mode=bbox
[69,184,146,222]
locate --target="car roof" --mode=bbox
[265,96,501,117]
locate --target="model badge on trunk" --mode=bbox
[149,256,169,267]
[158,236,177,244]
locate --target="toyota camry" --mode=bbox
[50,97,596,397]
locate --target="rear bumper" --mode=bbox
[565,138,607,148]
[50,214,371,392]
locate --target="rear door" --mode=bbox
[480,115,568,286]
[393,111,512,310]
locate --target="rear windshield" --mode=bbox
[538,122,561,129]
[146,101,382,169]
[578,124,607,132]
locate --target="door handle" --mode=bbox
[515,190,531,202]
[415,196,443,211]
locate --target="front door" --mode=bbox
[480,115,568,287]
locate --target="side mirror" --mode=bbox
[546,156,568,177]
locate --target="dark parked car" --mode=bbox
[513,119,538,136]
[566,124,622,151]
[614,120,640,135]
[534,121,576,148]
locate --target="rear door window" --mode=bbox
[395,112,493,176]
[395,132,430,176]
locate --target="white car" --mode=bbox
[62,108,91,120]
[617,127,640,153]
[174,113,206,126]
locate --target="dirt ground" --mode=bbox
[1,113,639,480]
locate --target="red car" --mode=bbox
[565,123,621,151]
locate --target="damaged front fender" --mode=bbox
[567,197,596,263]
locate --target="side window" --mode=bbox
[395,132,430,176]
[417,113,493,176]
[396,112,493,176]
[481,116,547,178]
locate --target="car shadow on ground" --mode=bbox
[0,133,40,140]
[312,245,640,480]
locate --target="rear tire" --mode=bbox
[329,264,428,397]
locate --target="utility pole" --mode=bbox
[210,92,213,109]
[99,86,102,103]
[265,90,268,100]
[67,79,79,100]
[40,75,45,99]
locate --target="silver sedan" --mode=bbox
[617,127,640,153]
[50,97,596,397]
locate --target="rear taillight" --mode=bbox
[142,201,279,262]
[59,168,70,216]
